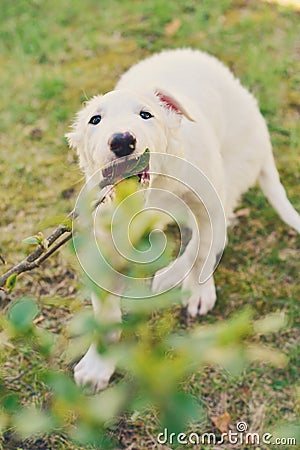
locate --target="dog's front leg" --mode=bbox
[182,207,225,316]
[152,201,226,317]
[74,293,121,392]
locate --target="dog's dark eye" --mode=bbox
[89,115,102,125]
[140,111,153,120]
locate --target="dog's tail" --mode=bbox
[258,152,300,233]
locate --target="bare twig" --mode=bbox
[0,221,73,289]
[0,192,106,290]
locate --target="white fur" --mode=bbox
[67,49,300,391]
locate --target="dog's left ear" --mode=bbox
[155,89,195,122]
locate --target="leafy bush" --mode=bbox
[0,178,289,448]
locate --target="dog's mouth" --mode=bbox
[100,149,150,190]
[137,166,150,184]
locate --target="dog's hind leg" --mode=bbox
[258,152,300,233]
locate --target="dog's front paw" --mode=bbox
[74,344,115,392]
[183,276,217,317]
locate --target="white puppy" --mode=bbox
[67,49,300,391]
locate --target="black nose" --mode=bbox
[109,132,136,157]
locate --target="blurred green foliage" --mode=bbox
[0,178,290,447]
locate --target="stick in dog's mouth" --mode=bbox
[99,148,150,190]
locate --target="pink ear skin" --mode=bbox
[155,89,195,122]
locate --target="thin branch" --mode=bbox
[0,220,73,289]
[0,195,106,290]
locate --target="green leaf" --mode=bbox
[61,216,73,231]
[87,384,128,423]
[22,236,40,245]
[14,406,55,438]
[68,310,97,336]
[71,423,114,447]
[100,148,150,188]
[160,392,203,434]
[254,311,287,334]
[2,393,20,413]
[36,328,55,356]
[45,372,81,404]
[8,297,39,332]
[22,232,45,246]
[6,273,18,292]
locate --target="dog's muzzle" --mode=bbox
[109,132,136,157]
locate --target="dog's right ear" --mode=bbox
[65,96,99,150]
[65,107,86,151]
[65,110,89,177]
[65,128,81,151]
[65,119,90,175]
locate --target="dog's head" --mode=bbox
[66,88,194,183]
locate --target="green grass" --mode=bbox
[0,0,299,448]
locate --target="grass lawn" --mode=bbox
[0,0,299,448]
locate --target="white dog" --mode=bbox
[67,49,300,391]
